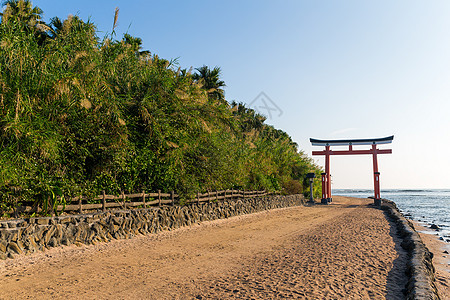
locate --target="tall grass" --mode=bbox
[0,1,322,215]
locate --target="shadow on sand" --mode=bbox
[382,209,409,300]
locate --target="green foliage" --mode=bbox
[0,2,322,214]
[283,180,303,195]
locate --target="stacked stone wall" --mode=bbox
[0,195,305,259]
[382,200,441,300]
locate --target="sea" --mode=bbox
[333,189,450,244]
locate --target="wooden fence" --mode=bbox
[15,190,276,215]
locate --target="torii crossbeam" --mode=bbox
[310,136,393,206]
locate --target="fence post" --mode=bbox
[142,190,146,208]
[231,190,234,200]
[158,190,161,207]
[197,192,200,205]
[216,190,218,201]
[102,190,106,212]
[171,191,175,206]
[122,191,126,209]
[224,190,227,201]
[78,195,83,214]
[208,191,211,203]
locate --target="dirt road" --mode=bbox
[0,197,408,299]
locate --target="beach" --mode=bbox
[0,197,434,299]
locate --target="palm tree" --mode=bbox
[192,65,226,102]
[46,16,63,39]
[1,0,47,29]
[1,0,50,44]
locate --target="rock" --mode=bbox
[16,240,24,251]
[9,230,19,242]
[7,222,16,228]
[0,241,7,253]
[47,237,58,248]
[61,237,70,246]
[59,217,74,224]
[25,237,37,252]
[36,218,49,225]
[112,217,123,226]
[7,242,23,254]
[86,230,96,243]
[43,227,56,244]
[444,250,449,254]
[23,224,35,235]
[430,224,439,230]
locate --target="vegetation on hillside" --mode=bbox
[0,1,322,215]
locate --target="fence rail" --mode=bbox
[11,189,276,216]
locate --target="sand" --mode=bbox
[0,197,411,299]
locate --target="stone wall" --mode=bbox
[0,195,306,260]
[382,200,441,300]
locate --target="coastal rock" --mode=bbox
[430,224,439,230]
[382,200,440,300]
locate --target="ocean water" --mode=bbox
[333,189,450,243]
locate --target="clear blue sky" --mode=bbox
[34,0,450,189]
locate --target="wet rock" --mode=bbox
[430,224,439,230]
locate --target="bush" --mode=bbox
[283,180,303,195]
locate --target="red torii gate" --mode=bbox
[310,136,393,206]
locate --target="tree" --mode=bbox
[192,65,226,103]
[0,0,49,37]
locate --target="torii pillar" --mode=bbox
[310,136,393,206]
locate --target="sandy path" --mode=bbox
[0,197,408,299]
